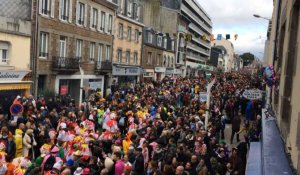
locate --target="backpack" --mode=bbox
[43,155,56,171]
[119,116,125,127]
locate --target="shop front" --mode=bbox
[142,69,155,82]
[112,65,141,86]
[55,74,104,105]
[0,70,32,100]
[154,67,166,81]
[165,68,183,78]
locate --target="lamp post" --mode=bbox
[253,14,271,21]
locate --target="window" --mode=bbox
[76,39,82,59]
[108,14,113,34]
[118,23,123,39]
[39,32,48,58]
[40,0,51,15]
[171,57,174,67]
[156,54,161,66]
[134,30,139,43]
[0,42,9,63]
[163,55,166,66]
[164,38,167,49]
[117,49,122,63]
[147,52,152,65]
[126,51,130,64]
[148,32,153,43]
[77,2,85,25]
[157,36,162,47]
[89,42,95,61]
[127,27,131,41]
[59,0,70,21]
[133,52,137,64]
[167,56,170,67]
[100,12,106,31]
[98,44,103,62]
[106,45,111,61]
[59,36,66,57]
[91,8,98,29]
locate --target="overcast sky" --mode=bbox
[197,0,273,59]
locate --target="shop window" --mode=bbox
[0,41,9,64]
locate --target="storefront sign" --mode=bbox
[242,89,262,100]
[89,81,102,90]
[112,66,141,76]
[174,69,182,75]
[165,68,174,75]
[155,67,166,73]
[0,71,29,82]
[200,92,208,102]
[60,85,68,95]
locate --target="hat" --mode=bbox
[51,146,59,153]
[82,168,90,175]
[64,159,74,166]
[40,106,45,110]
[31,114,37,118]
[73,167,83,175]
[60,122,67,129]
[53,160,63,171]
[16,95,21,99]
[74,150,82,156]
[125,165,132,172]
[88,114,94,120]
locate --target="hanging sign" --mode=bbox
[242,89,262,100]
[10,104,24,115]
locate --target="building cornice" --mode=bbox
[117,14,145,27]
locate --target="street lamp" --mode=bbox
[253,14,271,21]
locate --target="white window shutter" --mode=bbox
[120,0,124,13]
[105,13,109,33]
[136,5,140,20]
[127,1,132,17]
[111,15,115,35]
[84,4,88,27]
[90,6,93,28]
[39,0,42,14]
[76,0,79,25]
[51,0,55,18]
[98,10,101,31]
[59,0,62,19]
[69,0,72,23]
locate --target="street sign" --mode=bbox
[242,89,262,100]
[200,92,208,102]
[10,104,23,115]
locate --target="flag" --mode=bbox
[185,33,192,41]
[226,34,230,40]
[210,34,215,41]
[217,34,222,40]
[234,34,238,40]
[202,34,207,41]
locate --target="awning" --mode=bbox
[0,83,31,90]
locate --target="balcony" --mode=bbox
[52,56,79,72]
[95,60,112,73]
[187,42,210,56]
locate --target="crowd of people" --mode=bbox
[0,71,263,175]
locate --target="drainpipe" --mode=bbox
[79,66,84,106]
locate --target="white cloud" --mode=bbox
[197,0,273,58]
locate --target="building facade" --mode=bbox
[180,0,212,77]
[0,0,32,99]
[212,38,234,72]
[141,27,176,81]
[32,0,118,104]
[112,0,143,86]
[267,0,300,173]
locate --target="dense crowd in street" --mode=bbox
[0,71,263,175]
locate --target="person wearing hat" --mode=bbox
[73,150,83,169]
[51,160,63,174]
[42,146,62,172]
[73,167,83,175]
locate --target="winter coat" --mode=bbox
[14,129,23,158]
[23,133,37,159]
